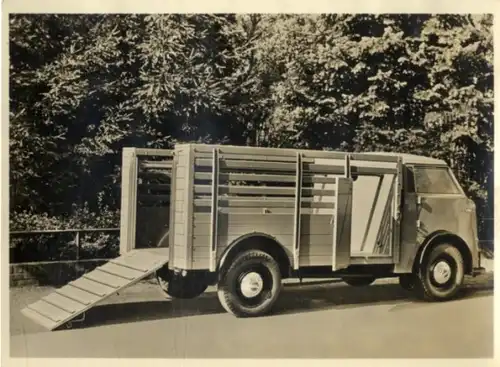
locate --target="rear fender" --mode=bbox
[218,232,292,279]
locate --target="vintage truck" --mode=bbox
[21,143,486,330]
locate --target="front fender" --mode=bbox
[415,231,473,275]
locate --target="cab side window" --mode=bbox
[413,167,461,194]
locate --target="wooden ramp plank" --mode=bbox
[56,285,100,305]
[20,248,169,331]
[43,293,84,314]
[28,300,70,323]
[21,307,58,330]
[71,277,115,296]
[84,270,131,289]
[99,262,144,280]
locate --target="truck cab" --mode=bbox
[369,152,483,298]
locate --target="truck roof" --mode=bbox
[174,143,448,166]
[366,152,447,166]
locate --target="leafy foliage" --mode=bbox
[9,14,494,259]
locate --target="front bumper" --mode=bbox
[472,267,486,276]
[471,250,487,276]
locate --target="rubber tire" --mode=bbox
[217,249,282,318]
[343,276,376,287]
[398,274,416,291]
[156,268,208,299]
[166,279,208,299]
[414,243,464,301]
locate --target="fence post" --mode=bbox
[75,231,80,261]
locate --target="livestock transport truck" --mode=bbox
[21,143,486,330]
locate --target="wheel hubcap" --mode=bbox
[240,272,264,298]
[432,260,452,284]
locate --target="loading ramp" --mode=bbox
[20,248,169,331]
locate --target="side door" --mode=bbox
[394,165,419,272]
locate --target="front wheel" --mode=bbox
[217,250,282,318]
[414,243,464,301]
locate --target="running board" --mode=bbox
[20,248,169,331]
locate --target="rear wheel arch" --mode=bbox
[415,231,473,275]
[218,233,292,279]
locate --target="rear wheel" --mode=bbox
[342,276,376,287]
[414,243,464,301]
[156,267,208,299]
[217,249,282,317]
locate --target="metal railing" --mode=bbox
[8,223,494,266]
[10,228,120,265]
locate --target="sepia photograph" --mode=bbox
[3,1,496,362]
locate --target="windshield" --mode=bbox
[412,166,462,195]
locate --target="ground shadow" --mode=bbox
[68,276,493,330]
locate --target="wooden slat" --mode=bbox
[303,175,338,184]
[195,185,295,196]
[195,158,348,175]
[56,286,99,305]
[209,148,219,272]
[293,152,302,270]
[99,262,145,280]
[191,144,399,162]
[194,187,336,197]
[43,293,84,314]
[110,254,155,272]
[196,158,295,171]
[28,300,70,322]
[70,278,115,297]
[194,172,338,184]
[119,148,137,255]
[135,148,174,157]
[193,206,332,215]
[141,161,173,169]
[21,307,56,330]
[169,156,178,254]
[185,147,196,268]
[84,270,131,289]
[194,198,335,209]
[194,151,315,163]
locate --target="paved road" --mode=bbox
[10,271,493,358]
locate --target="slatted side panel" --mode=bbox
[188,146,343,269]
[170,146,192,269]
[20,248,169,331]
[171,143,402,270]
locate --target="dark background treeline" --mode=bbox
[9,14,494,261]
